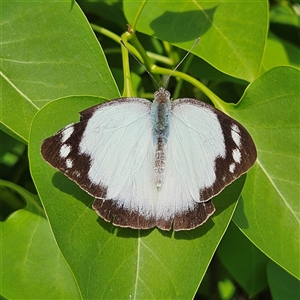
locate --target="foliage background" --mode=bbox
[1,0,299,299]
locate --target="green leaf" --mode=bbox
[261,32,300,73]
[217,222,268,297]
[267,260,300,300]
[124,0,268,82]
[227,66,300,279]
[0,0,119,142]
[29,96,245,299]
[0,180,80,300]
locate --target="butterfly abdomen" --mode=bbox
[154,137,166,187]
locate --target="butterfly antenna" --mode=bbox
[120,40,160,88]
[162,37,200,87]
[120,37,200,88]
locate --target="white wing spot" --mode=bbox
[66,158,73,169]
[61,125,74,143]
[231,124,241,147]
[232,148,241,163]
[60,144,71,158]
[229,163,236,173]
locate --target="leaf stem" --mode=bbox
[130,0,147,31]
[121,31,134,97]
[91,24,172,65]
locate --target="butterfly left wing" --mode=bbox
[156,98,257,231]
[41,98,162,229]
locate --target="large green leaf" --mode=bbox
[29,96,245,299]
[124,0,268,82]
[0,0,119,142]
[0,180,80,300]
[226,66,300,279]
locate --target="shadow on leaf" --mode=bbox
[150,7,217,43]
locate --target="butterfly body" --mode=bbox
[41,88,256,231]
[151,87,171,187]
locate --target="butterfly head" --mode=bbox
[154,87,171,105]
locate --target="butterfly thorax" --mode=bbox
[151,87,171,187]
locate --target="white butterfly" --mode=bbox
[41,87,256,231]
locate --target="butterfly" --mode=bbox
[41,86,257,231]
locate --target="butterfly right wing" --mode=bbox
[155,98,256,231]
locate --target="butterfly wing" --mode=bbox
[156,99,257,231]
[42,97,256,231]
[42,98,160,229]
